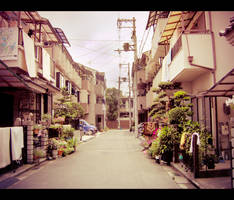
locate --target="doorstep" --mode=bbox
[170,162,231,189]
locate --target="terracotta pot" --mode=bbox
[58,150,63,156]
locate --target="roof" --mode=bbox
[200,68,234,97]
[0,59,30,89]
[0,59,59,93]
[145,11,169,30]
[54,27,71,46]
[19,11,65,45]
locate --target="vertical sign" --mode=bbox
[0,27,18,60]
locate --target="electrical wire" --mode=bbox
[139,25,152,57]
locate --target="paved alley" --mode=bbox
[7,130,195,189]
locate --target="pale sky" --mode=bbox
[39,11,153,95]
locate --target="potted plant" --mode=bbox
[33,124,42,135]
[51,138,59,159]
[41,113,51,127]
[62,126,75,139]
[33,148,46,165]
[202,154,217,169]
[53,116,65,125]
[58,147,64,157]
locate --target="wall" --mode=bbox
[209,11,234,82]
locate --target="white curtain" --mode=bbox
[42,48,51,81]
[22,31,36,77]
[0,128,11,168]
[11,127,24,161]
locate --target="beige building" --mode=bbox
[78,65,106,130]
[0,11,106,165]
[119,96,133,129]
[138,11,234,159]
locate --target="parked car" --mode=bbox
[79,119,97,135]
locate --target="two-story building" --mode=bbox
[141,11,234,162]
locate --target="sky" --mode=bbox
[39,11,153,95]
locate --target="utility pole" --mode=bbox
[115,17,138,134]
[128,63,132,129]
[132,17,138,136]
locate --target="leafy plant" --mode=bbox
[62,126,75,139]
[168,107,188,124]
[54,88,84,124]
[105,87,123,121]
[34,148,46,158]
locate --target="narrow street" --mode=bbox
[7,130,196,189]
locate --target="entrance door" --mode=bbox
[0,93,14,127]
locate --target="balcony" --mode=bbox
[95,84,104,97]
[163,32,214,82]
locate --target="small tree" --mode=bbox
[54,88,84,125]
[105,87,122,121]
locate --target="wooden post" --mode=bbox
[193,134,199,178]
[173,143,179,163]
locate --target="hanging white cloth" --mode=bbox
[10,127,24,161]
[0,127,11,168]
[22,31,36,77]
[42,48,51,81]
[189,132,200,153]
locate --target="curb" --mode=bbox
[170,162,203,189]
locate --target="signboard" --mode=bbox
[0,27,18,60]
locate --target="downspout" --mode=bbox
[208,11,217,84]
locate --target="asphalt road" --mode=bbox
[7,130,195,189]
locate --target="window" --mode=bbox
[65,80,71,94]
[43,94,48,114]
[77,91,80,102]
[56,72,65,88]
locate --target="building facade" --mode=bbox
[139,11,234,160]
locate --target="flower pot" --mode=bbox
[58,150,63,156]
[34,129,39,134]
[162,151,173,166]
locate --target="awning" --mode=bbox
[0,59,30,89]
[54,27,71,46]
[0,59,47,93]
[158,11,196,45]
[20,11,62,45]
[201,68,234,97]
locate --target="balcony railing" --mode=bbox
[162,32,214,82]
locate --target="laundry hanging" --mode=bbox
[42,48,51,81]
[189,132,200,153]
[22,31,36,77]
[0,126,24,169]
[0,127,11,168]
[10,127,24,161]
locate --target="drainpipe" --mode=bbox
[208,11,217,85]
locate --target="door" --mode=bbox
[0,93,14,127]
